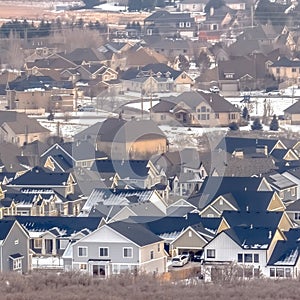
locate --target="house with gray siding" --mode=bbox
[0,220,30,274]
[63,221,167,277]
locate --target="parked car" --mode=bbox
[78,105,95,112]
[172,255,189,267]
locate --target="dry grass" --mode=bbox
[0,272,300,300]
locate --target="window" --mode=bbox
[78,247,87,257]
[291,187,296,196]
[219,199,223,205]
[150,250,154,260]
[99,247,109,257]
[207,114,210,120]
[179,22,185,28]
[270,268,275,277]
[238,253,243,263]
[14,239,19,245]
[186,22,191,27]
[79,264,87,270]
[160,115,166,121]
[254,254,259,263]
[158,243,160,252]
[201,106,206,112]
[285,268,292,277]
[188,230,192,237]
[13,258,22,270]
[276,268,284,277]
[244,254,252,263]
[292,68,297,73]
[123,247,133,258]
[276,68,280,74]
[207,249,215,258]
[215,113,219,119]
[201,114,207,120]
[34,239,42,249]
[294,213,300,220]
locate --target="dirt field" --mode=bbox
[0,3,149,25]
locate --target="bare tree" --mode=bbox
[6,31,24,70]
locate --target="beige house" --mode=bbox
[284,101,300,125]
[151,91,240,126]
[0,112,50,147]
[269,57,300,84]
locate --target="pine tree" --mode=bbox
[251,118,263,130]
[269,114,279,131]
[242,106,249,120]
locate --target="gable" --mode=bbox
[267,192,285,212]
[171,227,208,249]
[75,224,137,245]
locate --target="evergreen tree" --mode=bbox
[269,114,279,131]
[242,106,249,120]
[229,122,239,131]
[251,118,263,130]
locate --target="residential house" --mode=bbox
[75,117,168,160]
[120,63,194,93]
[264,172,298,204]
[187,176,273,210]
[143,10,197,38]
[0,219,30,273]
[203,226,286,279]
[63,221,167,277]
[226,0,246,10]
[6,216,102,257]
[215,136,287,157]
[150,91,240,126]
[269,57,300,85]
[79,188,167,218]
[6,75,75,112]
[90,159,165,189]
[284,101,300,125]
[282,167,300,199]
[40,141,108,172]
[129,213,222,257]
[179,0,208,12]
[220,211,293,233]
[199,191,285,218]
[6,166,84,216]
[0,111,50,147]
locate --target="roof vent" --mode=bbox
[268,230,272,239]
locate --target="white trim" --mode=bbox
[78,246,88,257]
[99,247,109,258]
[123,247,133,258]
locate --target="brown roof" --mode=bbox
[0,111,50,134]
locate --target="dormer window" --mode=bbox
[186,22,191,27]
[179,22,185,28]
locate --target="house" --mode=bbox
[40,141,108,172]
[179,0,208,12]
[269,57,300,84]
[199,191,285,218]
[203,226,286,279]
[120,63,194,93]
[5,75,75,112]
[150,91,240,126]
[0,219,30,273]
[79,188,167,218]
[143,10,197,38]
[90,159,165,189]
[75,117,168,160]
[0,111,50,147]
[264,172,298,204]
[284,101,300,125]
[215,136,287,157]
[187,176,272,210]
[5,216,102,257]
[63,221,167,277]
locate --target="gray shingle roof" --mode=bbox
[107,221,162,246]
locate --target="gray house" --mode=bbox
[0,220,30,273]
[63,221,167,277]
